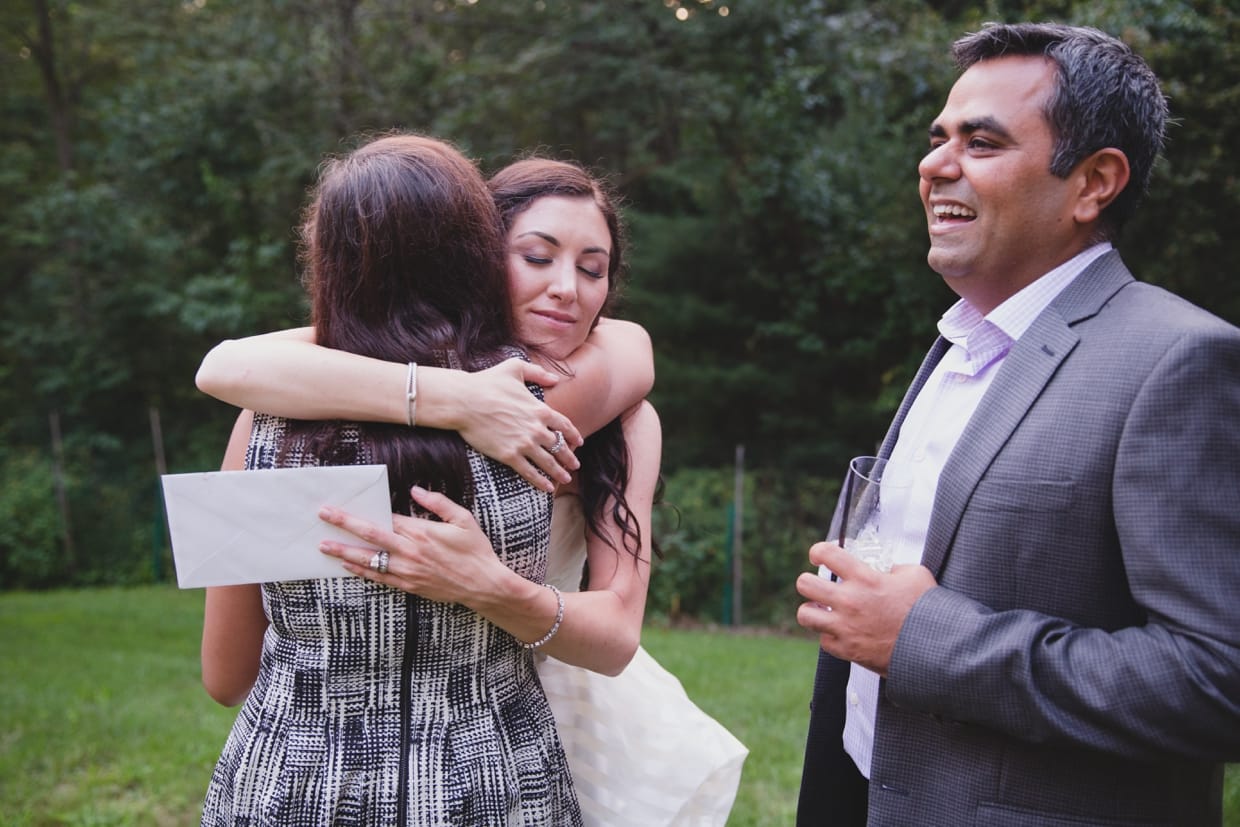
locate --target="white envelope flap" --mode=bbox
[161,464,393,588]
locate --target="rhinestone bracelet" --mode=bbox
[521,584,564,650]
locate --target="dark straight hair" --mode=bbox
[285,133,516,509]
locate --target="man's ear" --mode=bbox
[1073,148,1130,225]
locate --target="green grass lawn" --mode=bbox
[1,586,1236,826]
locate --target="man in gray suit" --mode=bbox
[795,22,1240,826]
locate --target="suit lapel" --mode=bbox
[918,252,1135,576]
[878,338,950,460]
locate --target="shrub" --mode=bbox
[0,449,65,589]
[651,465,839,627]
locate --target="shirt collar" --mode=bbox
[937,243,1112,374]
[986,243,1112,341]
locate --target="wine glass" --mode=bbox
[822,455,906,577]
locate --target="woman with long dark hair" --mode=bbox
[198,158,747,825]
[198,135,580,825]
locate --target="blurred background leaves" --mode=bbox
[2,0,1237,622]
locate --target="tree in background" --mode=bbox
[2,0,1236,621]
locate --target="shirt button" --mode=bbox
[913,448,926,462]
[848,691,860,706]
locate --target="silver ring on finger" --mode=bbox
[369,550,390,574]
[547,430,565,455]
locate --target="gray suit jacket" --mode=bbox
[799,252,1240,826]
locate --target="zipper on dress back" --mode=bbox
[397,592,416,821]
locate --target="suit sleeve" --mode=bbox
[885,325,1240,762]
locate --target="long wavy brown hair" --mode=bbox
[285,133,516,510]
[489,158,653,561]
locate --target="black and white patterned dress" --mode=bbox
[201,412,581,826]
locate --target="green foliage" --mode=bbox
[651,465,839,626]
[650,466,734,621]
[2,0,1238,606]
[610,2,965,470]
[0,450,63,589]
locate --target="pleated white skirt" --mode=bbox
[538,646,748,826]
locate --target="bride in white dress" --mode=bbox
[539,492,747,825]
[197,157,747,825]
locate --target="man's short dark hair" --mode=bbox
[953,22,1169,239]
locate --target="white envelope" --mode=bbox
[161,464,393,588]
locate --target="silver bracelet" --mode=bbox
[406,362,418,427]
[521,584,563,650]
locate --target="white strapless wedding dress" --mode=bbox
[536,495,749,826]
